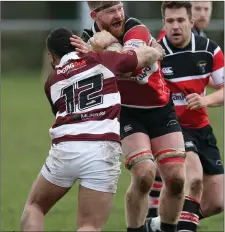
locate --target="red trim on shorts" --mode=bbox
[125,150,152,169]
[185,196,200,205]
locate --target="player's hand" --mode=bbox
[70,35,90,54]
[151,39,165,60]
[90,30,118,51]
[186,93,208,110]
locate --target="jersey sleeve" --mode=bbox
[157,29,166,42]
[123,25,151,49]
[91,51,138,75]
[209,40,224,86]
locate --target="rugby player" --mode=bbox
[146,2,224,231]
[20,27,163,232]
[70,2,186,232]
[148,0,214,220]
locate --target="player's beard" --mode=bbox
[102,19,125,38]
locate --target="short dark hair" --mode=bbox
[161,1,192,19]
[46,28,75,58]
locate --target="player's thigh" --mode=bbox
[120,107,151,155]
[77,184,114,230]
[23,173,69,215]
[79,141,122,194]
[151,132,185,180]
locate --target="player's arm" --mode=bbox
[204,44,224,107]
[187,43,224,109]
[203,87,224,107]
[94,46,162,76]
[70,30,118,53]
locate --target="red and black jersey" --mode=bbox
[82,16,170,109]
[160,33,224,128]
[45,51,138,144]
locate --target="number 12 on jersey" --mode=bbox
[61,73,104,113]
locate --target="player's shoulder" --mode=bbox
[194,34,209,51]
[194,34,219,55]
[81,28,94,42]
[124,15,146,32]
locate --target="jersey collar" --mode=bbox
[56,52,80,68]
[163,32,195,55]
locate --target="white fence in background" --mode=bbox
[0,19,224,32]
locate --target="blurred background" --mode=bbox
[1,1,224,231]
[1,1,224,75]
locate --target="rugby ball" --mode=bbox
[106,42,123,52]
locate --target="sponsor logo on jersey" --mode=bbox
[133,64,158,84]
[74,60,86,68]
[162,67,173,75]
[57,63,75,75]
[197,60,207,74]
[172,92,187,106]
[124,39,146,49]
[57,60,86,75]
[172,92,186,101]
[81,111,106,119]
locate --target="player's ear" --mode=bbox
[162,18,165,26]
[47,51,53,60]
[190,17,195,28]
[90,11,97,20]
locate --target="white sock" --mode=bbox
[151,216,161,231]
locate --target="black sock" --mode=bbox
[147,176,162,218]
[197,208,205,220]
[177,196,200,232]
[161,222,177,232]
[127,225,145,232]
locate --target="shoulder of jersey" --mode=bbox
[160,34,217,56]
[194,34,218,55]
[82,28,94,42]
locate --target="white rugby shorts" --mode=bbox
[41,141,122,193]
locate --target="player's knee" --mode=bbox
[169,176,185,196]
[133,163,156,193]
[209,198,224,215]
[189,178,203,196]
[164,163,185,196]
[213,203,224,215]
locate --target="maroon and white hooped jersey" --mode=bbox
[82,16,171,109]
[45,51,138,144]
[160,34,224,128]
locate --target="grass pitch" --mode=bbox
[1,74,224,231]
